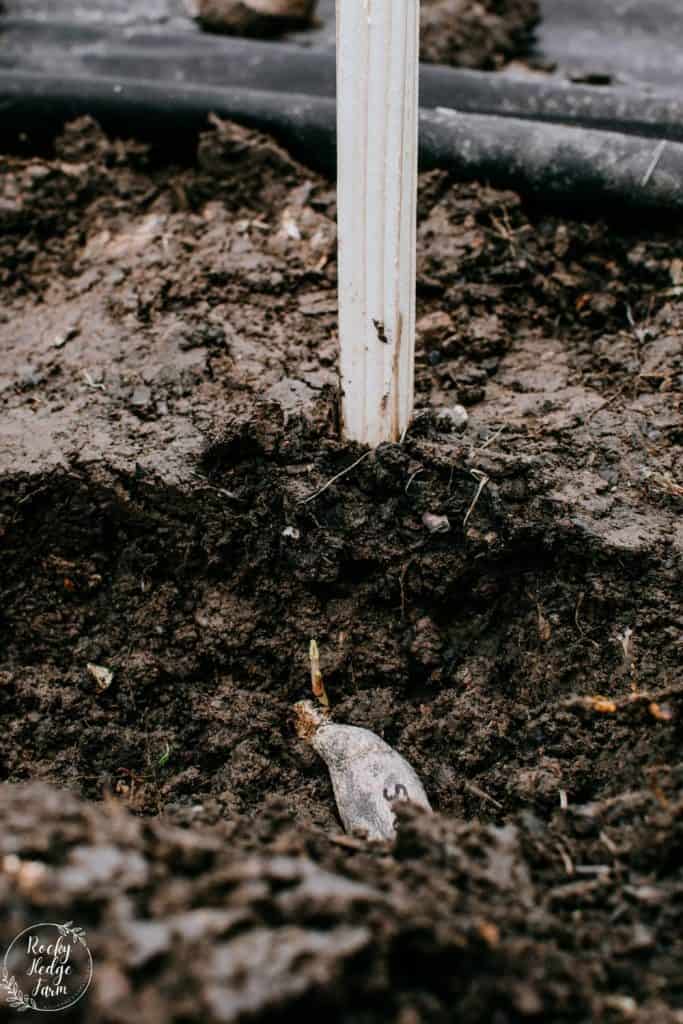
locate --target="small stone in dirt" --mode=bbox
[131,385,152,408]
[434,404,469,433]
[422,512,451,534]
[53,322,80,349]
[282,526,300,540]
[87,663,114,691]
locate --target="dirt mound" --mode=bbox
[2,783,683,1023]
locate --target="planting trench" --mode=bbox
[0,116,682,1021]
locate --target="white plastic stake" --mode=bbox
[336,0,420,447]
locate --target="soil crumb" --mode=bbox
[420,0,540,68]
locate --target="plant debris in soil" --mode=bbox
[0,115,681,1022]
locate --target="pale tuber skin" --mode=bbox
[294,699,432,842]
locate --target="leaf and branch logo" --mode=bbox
[1,968,36,1013]
[56,922,87,948]
[2,922,93,1013]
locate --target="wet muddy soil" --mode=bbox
[0,117,681,1022]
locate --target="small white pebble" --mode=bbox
[282,526,301,540]
[422,512,450,534]
[435,404,469,432]
[87,663,114,691]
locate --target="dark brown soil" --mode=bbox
[0,116,682,1023]
[420,0,540,68]
[195,0,317,38]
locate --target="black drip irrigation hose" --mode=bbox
[3,22,683,144]
[1,72,682,215]
[81,40,683,144]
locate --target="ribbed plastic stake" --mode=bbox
[337,0,420,446]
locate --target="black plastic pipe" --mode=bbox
[1,72,682,214]
[3,19,683,144]
[80,41,683,144]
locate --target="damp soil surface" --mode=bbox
[0,117,682,1022]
